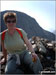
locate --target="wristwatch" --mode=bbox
[31,51,35,54]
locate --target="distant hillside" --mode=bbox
[0,10,55,41]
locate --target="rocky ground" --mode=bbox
[0,36,56,74]
[30,36,55,74]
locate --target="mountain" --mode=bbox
[53,30,56,35]
[0,10,55,41]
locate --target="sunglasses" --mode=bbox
[6,20,16,23]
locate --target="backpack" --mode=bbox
[1,28,23,41]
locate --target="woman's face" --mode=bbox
[6,18,16,30]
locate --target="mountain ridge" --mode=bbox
[1,10,55,41]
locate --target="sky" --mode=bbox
[1,0,55,33]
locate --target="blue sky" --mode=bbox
[1,0,55,33]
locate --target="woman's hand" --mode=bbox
[0,58,6,64]
[31,52,37,62]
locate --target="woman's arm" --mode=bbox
[23,37,37,62]
[1,40,7,63]
[23,37,35,53]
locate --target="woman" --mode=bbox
[0,12,43,74]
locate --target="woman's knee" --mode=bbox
[5,64,15,74]
[5,59,17,74]
[24,52,33,64]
